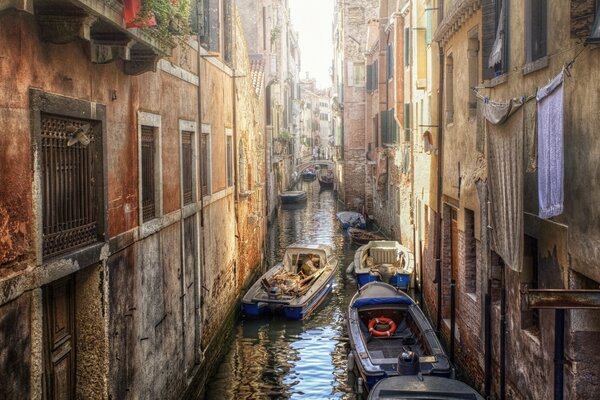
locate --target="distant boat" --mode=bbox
[347,282,451,390]
[302,169,316,181]
[352,241,414,289]
[347,228,384,246]
[336,211,366,229]
[318,174,334,189]
[279,191,307,204]
[242,243,338,320]
[368,376,484,400]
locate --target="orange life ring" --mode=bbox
[368,316,397,337]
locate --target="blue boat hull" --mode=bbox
[356,272,411,289]
[283,272,335,320]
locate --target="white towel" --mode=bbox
[536,71,564,219]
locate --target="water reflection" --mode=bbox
[204,180,360,400]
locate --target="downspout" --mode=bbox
[196,0,206,363]
[435,0,444,332]
[500,261,506,400]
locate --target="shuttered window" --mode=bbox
[141,126,156,222]
[41,115,99,258]
[373,114,379,147]
[181,131,194,205]
[482,0,509,79]
[382,109,398,145]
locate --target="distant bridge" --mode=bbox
[295,160,335,173]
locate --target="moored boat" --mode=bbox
[279,190,307,204]
[353,241,414,289]
[347,282,451,390]
[242,243,338,320]
[336,211,367,229]
[302,169,317,181]
[318,174,334,189]
[348,228,385,245]
[368,376,484,400]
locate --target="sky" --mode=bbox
[289,0,334,89]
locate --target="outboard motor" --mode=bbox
[379,263,395,283]
[268,286,282,300]
[398,350,420,375]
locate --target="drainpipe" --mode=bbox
[196,4,207,363]
[435,0,444,332]
[500,262,506,400]
[554,309,565,400]
[484,278,492,397]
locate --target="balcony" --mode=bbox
[10,0,175,75]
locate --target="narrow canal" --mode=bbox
[204,179,408,399]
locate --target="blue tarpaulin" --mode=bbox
[351,297,413,308]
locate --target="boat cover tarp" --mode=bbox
[352,297,413,308]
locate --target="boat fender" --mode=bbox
[368,317,397,337]
[347,352,355,372]
[357,377,363,394]
[346,262,355,274]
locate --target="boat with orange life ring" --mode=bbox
[346,282,451,391]
[368,317,397,337]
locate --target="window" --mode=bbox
[141,126,157,222]
[180,120,197,206]
[521,235,540,334]
[201,0,220,52]
[200,125,211,196]
[468,28,480,113]
[446,54,454,124]
[223,0,233,64]
[525,0,547,63]
[367,60,379,92]
[382,109,398,145]
[349,62,365,86]
[464,209,477,294]
[41,115,101,258]
[404,27,411,66]
[226,129,234,187]
[483,0,509,78]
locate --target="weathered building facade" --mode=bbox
[332,0,378,211]
[426,0,600,398]
[237,0,301,221]
[0,1,265,399]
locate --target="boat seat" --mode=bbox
[370,247,398,264]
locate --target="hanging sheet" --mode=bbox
[486,107,524,272]
[523,99,538,172]
[537,72,565,219]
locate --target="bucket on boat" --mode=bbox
[398,350,420,375]
[347,352,355,372]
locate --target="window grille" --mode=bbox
[41,114,98,258]
[181,131,194,205]
[141,126,156,221]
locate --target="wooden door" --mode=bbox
[450,208,459,311]
[44,276,75,400]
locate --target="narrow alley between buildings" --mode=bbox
[1,1,600,400]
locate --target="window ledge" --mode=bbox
[484,73,508,88]
[522,56,548,76]
[139,217,163,239]
[466,292,477,302]
[238,190,253,198]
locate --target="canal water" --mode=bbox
[204,179,362,399]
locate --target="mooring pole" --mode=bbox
[554,309,565,400]
[450,279,456,362]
